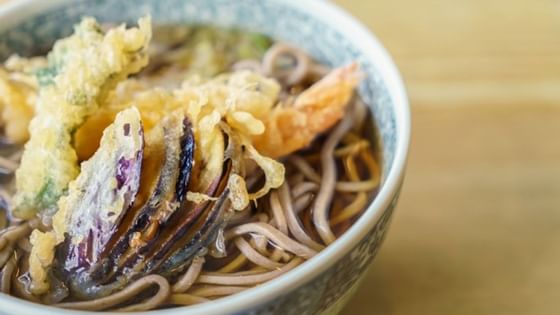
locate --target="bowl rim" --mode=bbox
[0,0,410,314]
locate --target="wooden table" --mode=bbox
[333,0,560,314]
[1,0,559,314]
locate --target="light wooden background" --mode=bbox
[333,0,560,314]
[1,0,559,314]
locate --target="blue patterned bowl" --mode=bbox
[0,0,410,314]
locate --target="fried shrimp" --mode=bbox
[252,63,362,158]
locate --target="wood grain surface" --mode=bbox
[0,0,559,314]
[333,0,560,314]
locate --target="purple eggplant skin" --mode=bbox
[57,108,144,272]
[56,115,194,300]
[114,118,193,259]
[57,118,237,301]
[61,149,144,272]
[157,187,230,277]
[113,155,228,277]
[52,108,144,299]
[89,116,194,284]
[145,159,232,275]
[108,116,194,261]
[175,118,195,203]
[155,133,242,276]
[55,115,192,300]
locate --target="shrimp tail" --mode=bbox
[253,63,362,158]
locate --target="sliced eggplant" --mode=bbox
[143,159,232,275]
[54,114,239,301]
[107,116,193,271]
[156,162,232,276]
[154,131,246,276]
[91,115,194,282]
[53,107,144,273]
[56,114,195,299]
[113,144,230,277]
[113,129,235,277]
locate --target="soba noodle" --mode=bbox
[0,25,380,311]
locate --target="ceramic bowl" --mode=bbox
[0,0,410,314]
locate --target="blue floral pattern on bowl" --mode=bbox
[0,1,404,314]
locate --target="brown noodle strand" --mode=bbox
[1,253,16,293]
[248,213,273,257]
[189,285,248,298]
[12,252,40,303]
[287,173,305,187]
[291,182,319,200]
[305,139,370,162]
[335,149,380,192]
[360,148,381,184]
[234,237,282,270]
[249,235,274,260]
[262,245,292,263]
[0,220,34,251]
[334,180,379,192]
[249,234,291,265]
[291,153,379,193]
[312,106,355,244]
[253,212,285,260]
[278,183,324,251]
[254,212,269,223]
[269,248,286,262]
[0,245,14,268]
[56,275,170,311]
[168,293,209,306]
[262,43,310,86]
[331,156,368,226]
[243,213,290,264]
[204,269,268,277]
[172,256,206,293]
[217,253,248,273]
[197,258,302,286]
[226,222,317,259]
[288,156,321,183]
[332,193,367,226]
[113,283,170,312]
[294,193,313,214]
[301,204,319,241]
[268,192,289,235]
